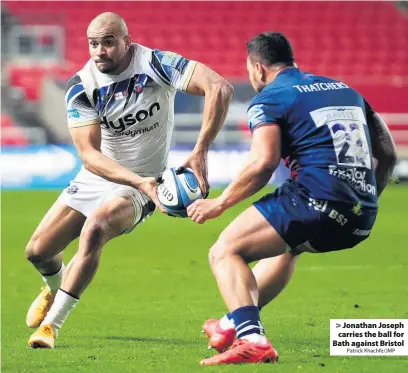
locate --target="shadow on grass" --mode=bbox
[105,336,201,346]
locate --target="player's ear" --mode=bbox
[124,35,131,50]
[255,62,266,81]
[255,62,263,79]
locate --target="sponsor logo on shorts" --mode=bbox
[353,229,371,236]
[328,209,348,226]
[351,202,363,216]
[329,166,376,196]
[67,184,78,194]
[308,198,328,212]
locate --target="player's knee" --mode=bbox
[208,245,221,269]
[25,235,51,264]
[80,216,108,253]
[208,235,235,268]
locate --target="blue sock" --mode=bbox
[230,305,265,339]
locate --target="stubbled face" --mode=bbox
[88,27,129,74]
[246,55,264,93]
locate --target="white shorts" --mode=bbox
[58,167,155,234]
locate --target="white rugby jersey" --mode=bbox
[65,43,197,176]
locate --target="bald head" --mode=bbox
[87,12,128,38]
[87,12,132,74]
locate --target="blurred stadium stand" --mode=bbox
[1,1,408,181]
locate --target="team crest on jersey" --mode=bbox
[95,73,154,114]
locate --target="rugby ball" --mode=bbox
[157,167,203,217]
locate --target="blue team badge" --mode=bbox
[68,109,80,119]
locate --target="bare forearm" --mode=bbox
[375,156,397,197]
[369,113,398,197]
[195,83,233,151]
[82,150,143,188]
[218,161,274,210]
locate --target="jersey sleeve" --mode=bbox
[65,75,99,128]
[150,49,197,92]
[247,98,285,132]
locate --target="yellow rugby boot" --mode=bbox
[28,324,57,349]
[26,287,56,328]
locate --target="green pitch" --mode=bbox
[2,186,408,373]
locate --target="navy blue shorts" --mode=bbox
[254,181,378,255]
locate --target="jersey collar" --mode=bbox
[275,66,299,78]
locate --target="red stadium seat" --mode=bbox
[1,114,29,145]
[3,0,407,136]
[5,1,408,79]
[6,64,78,101]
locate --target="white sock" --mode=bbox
[219,314,235,330]
[241,333,268,344]
[42,289,78,332]
[42,263,65,293]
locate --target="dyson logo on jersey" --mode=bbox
[100,102,160,132]
[329,166,376,195]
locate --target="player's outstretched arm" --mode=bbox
[69,124,163,209]
[187,125,281,223]
[183,63,234,196]
[218,125,281,209]
[366,110,398,197]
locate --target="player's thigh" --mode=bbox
[211,205,287,263]
[81,196,138,244]
[79,183,155,247]
[26,200,86,257]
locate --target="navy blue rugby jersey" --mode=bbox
[247,68,377,208]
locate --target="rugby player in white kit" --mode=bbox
[26,12,233,348]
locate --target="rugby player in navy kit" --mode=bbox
[187,32,397,365]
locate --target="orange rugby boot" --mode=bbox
[202,318,236,353]
[199,338,278,365]
[28,324,57,349]
[26,287,56,328]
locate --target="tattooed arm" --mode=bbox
[365,100,398,197]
